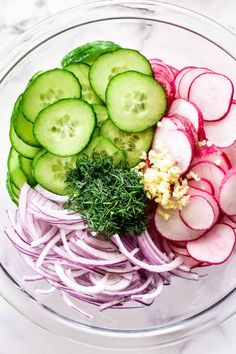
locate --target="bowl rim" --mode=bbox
[1,0,236,349]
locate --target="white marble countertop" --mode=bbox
[1,0,236,353]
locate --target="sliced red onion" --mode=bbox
[112,235,183,273]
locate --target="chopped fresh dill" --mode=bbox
[64,155,148,238]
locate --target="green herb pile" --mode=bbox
[65,155,148,238]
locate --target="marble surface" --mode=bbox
[1,0,236,353]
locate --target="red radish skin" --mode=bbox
[221,142,236,167]
[219,170,236,216]
[192,145,231,172]
[180,195,215,231]
[152,127,193,174]
[228,215,236,223]
[187,223,236,265]
[168,113,197,145]
[152,71,176,105]
[204,103,236,148]
[190,161,225,199]
[171,240,187,248]
[221,215,236,228]
[154,208,205,242]
[168,242,190,256]
[188,187,220,224]
[178,67,212,99]
[168,98,205,138]
[188,178,214,195]
[175,253,200,269]
[188,72,234,122]
[150,60,176,82]
[174,66,195,98]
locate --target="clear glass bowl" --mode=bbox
[1,0,236,350]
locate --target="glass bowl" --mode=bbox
[1,0,236,350]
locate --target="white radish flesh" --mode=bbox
[169,113,197,145]
[192,145,231,172]
[221,142,236,167]
[174,67,194,97]
[188,178,214,194]
[188,72,234,121]
[178,67,212,99]
[188,187,220,224]
[190,161,225,198]
[180,195,215,231]
[187,224,235,264]
[168,98,204,137]
[155,208,204,242]
[204,103,236,148]
[152,127,193,174]
[219,170,236,215]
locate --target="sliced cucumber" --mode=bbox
[21,69,81,122]
[90,49,153,101]
[10,123,41,159]
[11,181,20,197]
[65,63,102,105]
[92,104,109,127]
[19,156,37,187]
[33,151,77,195]
[7,148,27,189]
[34,98,96,157]
[61,40,121,67]
[83,136,126,167]
[27,71,44,88]
[13,106,40,147]
[6,173,19,205]
[100,119,153,167]
[106,71,167,132]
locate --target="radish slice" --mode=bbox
[150,60,175,82]
[187,224,236,264]
[221,215,236,228]
[204,103,236,148]
[168,98,204,138]
[168,242,189,256]
[228,214,236,223]
[190,161,225,198]
[188,72,234,121]
[188,187,220,224]
[152,127,193,174]
[174,66,194,97]
[188,178,214,194]
[219,170,236,215]
[168,113,197,145]
[178,67,212,99]
[192,145,231,172]
[180,195,215,231]
[175,253,200,268]
[155,208,204,242]
[221,142,236,167]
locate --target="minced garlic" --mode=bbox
[135,141,190,219]
[186,171,200,181]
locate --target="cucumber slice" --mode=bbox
[6,173,19,205]
[27,71,44,88]
[65,63,102,105]
[21,69,81,122]
[92,104,109,127]
[34,98,96,157]
[61,40,121,67]
[90,49,153,101]
[11,181,20,197]
[100,119,153,167]
[19,156,37,187]
[13,107,41,147]
[84,136,126,166]
[7,148,27,189]
[10,123,41,159]
[33,151,77,195]
[106,71,167,132]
